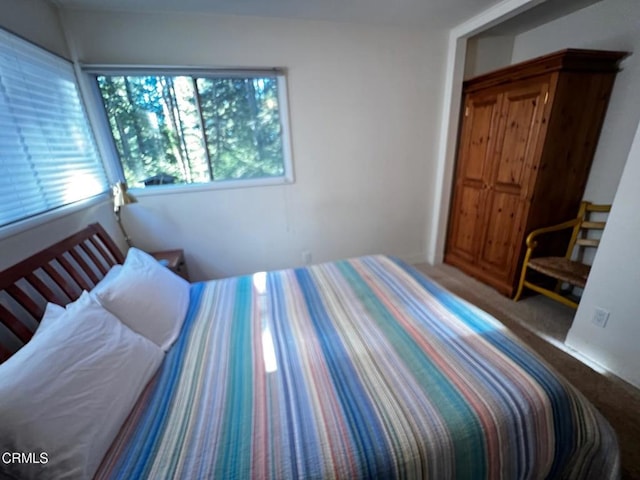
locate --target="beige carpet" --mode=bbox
[414,262,640,480]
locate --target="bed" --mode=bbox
[0,223,619,479]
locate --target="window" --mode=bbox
[0,29,108,229]
[91,70,292,189]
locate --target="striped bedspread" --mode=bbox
[96,255,619,479]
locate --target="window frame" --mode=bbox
[83,65,295,195]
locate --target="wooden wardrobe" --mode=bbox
[445,49,627,297]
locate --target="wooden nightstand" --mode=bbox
[150,249,190,281]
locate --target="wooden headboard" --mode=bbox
[0,223,124,362]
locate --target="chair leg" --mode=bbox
[513,266,527,302]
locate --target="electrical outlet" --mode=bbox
[302,250,312,265]
[592,307,610,328]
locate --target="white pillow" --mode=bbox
[92,247,190,351]
[95,263,123,290]
[0,291,163,480]
[35,302,65,334]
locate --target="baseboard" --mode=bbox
[399,252,428,265]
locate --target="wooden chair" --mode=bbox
[513,201,610,308]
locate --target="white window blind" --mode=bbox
[0,29,108,228]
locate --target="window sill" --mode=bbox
[129,175,294,198]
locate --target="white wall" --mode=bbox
[0,0,69,58]
[464,35,515,79]
[511,0,640,205]
[566,120,640,389]
[61,10,447,280]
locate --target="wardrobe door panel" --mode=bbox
[462,94,499,181]
[476,80,548,282]
[477,191,524,278]
[446,91,500,262]
[449,187,484,261]
[492,79,548,193]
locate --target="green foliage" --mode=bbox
[97,74,286,187]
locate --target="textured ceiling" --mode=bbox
[50,0,504,28]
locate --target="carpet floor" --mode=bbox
[414,262,640,480]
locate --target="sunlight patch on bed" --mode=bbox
[253,271,278,372]
[262,326,278,373]
[253,271,267,295]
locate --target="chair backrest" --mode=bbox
[565,201,611,262]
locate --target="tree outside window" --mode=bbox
[95,73,288,188]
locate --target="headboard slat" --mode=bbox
[69,248,100,285]
[96,227,125,264]
[0,223,124,362]
[88,237,118,270]
[0,304,33,343]
[42,263,77,301]
[6,285,44,320]
[79,242,109,276]
[57,254,92,292]
[0,343,11,364]
[26,273,64,305]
